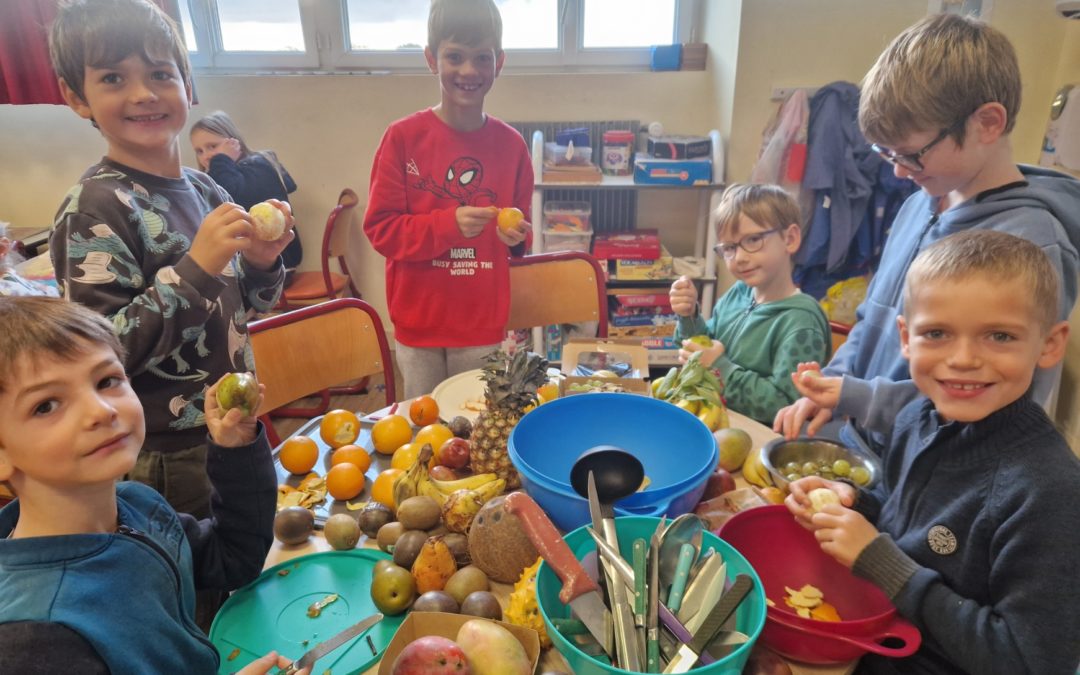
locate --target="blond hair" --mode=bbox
[714,183,802,240]
[859,13,1020,147]
[904,231,1057,331]
[49,0,192,104]
[428,0,503,53]
[0,297,125,394]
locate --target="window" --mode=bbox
[179,0,697,73]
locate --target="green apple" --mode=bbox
[216,372,259,416]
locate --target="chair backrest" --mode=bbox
[506,251,608,335]
[249,297,396,414]
[829,320,852,356]
[322,188,361,298]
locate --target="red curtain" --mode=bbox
[0,1,63,105]
[0,0,179,106]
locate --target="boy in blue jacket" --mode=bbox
[787,231,1080,674]
[0,297,297,674]
[775,12,1080,442]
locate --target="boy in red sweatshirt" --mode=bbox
[363,0,533,398]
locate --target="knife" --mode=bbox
[275,612,383,675]
[662,574,753,673]
[632,537,647,627]
[504,491,611,655]
[647,530,661,673]
[588,472,641,671]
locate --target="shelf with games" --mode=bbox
[526,128,725,367]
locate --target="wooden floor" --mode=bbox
[268,365,405,442]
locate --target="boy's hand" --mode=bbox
[810,505,878,569]
[669,275,698,316]
[790,362,842,410]
[679,337,724,367]
[785,476,857,529]
[773,396,834,440]
[456,206,498,238]
[205,375,264,448]
[495,218,530,247]
[236,651,309,675]
[189,202,255,275]
[242,199,296,270]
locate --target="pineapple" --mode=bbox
[469,350,549,489]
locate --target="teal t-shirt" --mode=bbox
[675,281,830,424]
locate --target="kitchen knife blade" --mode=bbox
[504,491,611,654]
[276,612,383,675]
[662,574,753,673]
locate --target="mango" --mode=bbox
[411,536,458,594]
[456,619,531,675]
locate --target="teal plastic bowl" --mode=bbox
[536,516,766,675]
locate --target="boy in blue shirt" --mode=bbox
[787,231,1080,674]
[0,297,295,675]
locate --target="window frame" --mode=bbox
[180,0,698,74]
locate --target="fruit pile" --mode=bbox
[391,619,533,675]
[651,351,729,431]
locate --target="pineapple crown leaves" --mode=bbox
[479,349,550,408]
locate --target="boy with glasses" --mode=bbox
[671,183,830,424]
[775,12,1080,442]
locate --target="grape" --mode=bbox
[801,461,819,477]
[850,466,871,486]
[832,459,851,477]
[785,473,801,483]
[784,461,802,475]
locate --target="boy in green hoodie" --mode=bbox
[671,183,830,424]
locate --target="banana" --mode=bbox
[741,447,773,488]
[393,443,435,507]
[429,472,501,495]
[473,477,506,504]
[697,404,725,432]
[418,478,448,507]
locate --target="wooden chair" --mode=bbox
[249,298,396,446]
[506,251,608,336]
[829,320,852,355]
[276,188,361,311]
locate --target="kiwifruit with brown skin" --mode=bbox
[442,532,471,566]
[323,513,361,550]
[397,495,441,531]
[467,494,540,583]
[392,530,429,569]
[358,501,393,538]
[376,521,406,552]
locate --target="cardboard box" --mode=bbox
[647,135,712,160]
[609,323,677,339]
[559,338,652,396]
[613,246,675,280]
[377,613,540,675]
[592,229,662,261]
[610,312,678,327]
[633,154,712,186]
[609,290,674,315]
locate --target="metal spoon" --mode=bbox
[658,514,704,593]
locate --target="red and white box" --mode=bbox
[592,229,662,261]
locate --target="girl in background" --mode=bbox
[190,111,303,275]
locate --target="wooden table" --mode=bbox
[8,225,50,257]
[263,407,855,675]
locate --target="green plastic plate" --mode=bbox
[210,549,405,674]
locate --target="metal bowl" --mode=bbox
[761,437,881,491]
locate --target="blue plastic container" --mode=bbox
[536,516,766,675]
[509,394,717,508]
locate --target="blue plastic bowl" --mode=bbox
[536,516,766,675]
[517,467,710,532]
[509,394,718,509]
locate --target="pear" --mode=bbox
[216,372,259,417]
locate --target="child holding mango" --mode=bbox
[671,183,829,424]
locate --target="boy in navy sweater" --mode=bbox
[787,231,1080,674]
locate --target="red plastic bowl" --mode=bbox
[718,505,921,664]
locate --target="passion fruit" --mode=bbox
[273,506,314,546]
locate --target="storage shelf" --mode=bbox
[537,175,719,190]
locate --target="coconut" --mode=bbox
[467,494,540,583]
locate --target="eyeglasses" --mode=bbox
[870,116,968,173]
[713,228,782,259]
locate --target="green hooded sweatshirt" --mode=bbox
[675,281,830,424]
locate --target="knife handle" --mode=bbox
[646,628,660,673]
[633,538,646,622]
[505,492,600,605]
[666,543,696,613]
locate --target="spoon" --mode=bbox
[658,513,704,593]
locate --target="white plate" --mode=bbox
[431,367,563,422]
[431,369,488,422]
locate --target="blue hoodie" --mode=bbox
[828,164,1080,424]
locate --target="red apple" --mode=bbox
[700,469,737,502]
[392,635,470,675]
[429,465,459,482]
[438,437,471,470]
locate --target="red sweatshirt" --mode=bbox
[363,109,534,347]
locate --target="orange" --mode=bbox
[320,409,361,449]
[414,423,453,468]
[371,468,404,509]
[279,435,319,475]
[409,395,440,427]
[391,442,420,471]
[326,462,365,501]
[537,381,559,403]
[330,444,372,473]
[497,207,524,234]
[372,414,412,455]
